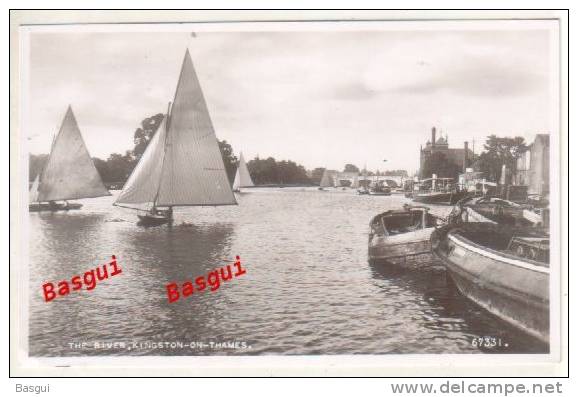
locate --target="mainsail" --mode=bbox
[233,152,254,190]
[29,174,39,203]
[37,106,110,202]
[115,49,237,209]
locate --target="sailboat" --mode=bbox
[357,165,369,195]
[114,49,237,226]
[232,152,255,193]
[318,169,334,190]
[351,175,360,189]
[29,106,110,212]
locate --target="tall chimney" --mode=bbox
[431,127,436,147]
[463,141,469,172]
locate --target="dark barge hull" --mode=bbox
[413,191,468,205]
[431,223,549,344]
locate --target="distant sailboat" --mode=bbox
[351,175,360,189]
[114,49,237,226]
[357,165,369,195]
[233,152,255,193]
[29,106,110,212]
[319,169,334,190]
[29,174,39,204]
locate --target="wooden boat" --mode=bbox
[431,222,549,343]
[368,205,442,264]
[114,49,237,225]
[29,107,110,212]
[232,152,255,193]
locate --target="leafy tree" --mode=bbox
[474,135,527,183]
[247,157,311,185]
[343,164,360,173]
[133,113,165,160]
[104,151,136,182]
[310,167,326,185]
[277,160,310,184]
[218,140,238,184]
[421,152,461,179]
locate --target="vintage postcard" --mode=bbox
[9,10,567,377]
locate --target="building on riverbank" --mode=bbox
[419,127,473,178]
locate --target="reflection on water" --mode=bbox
[28,189,547,356]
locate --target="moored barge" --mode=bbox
[431,222,549,344]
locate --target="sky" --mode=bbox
[24,22,558,174]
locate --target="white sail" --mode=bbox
[499,164,507,185]
[319,169,334,188]
[37,106,110,202]
[115,49,237,208]
[233,152,254,190]
[29,174,39,203]
[351,175,359,188]
[114,116,168,207]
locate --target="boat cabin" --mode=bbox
[370,206,439,237]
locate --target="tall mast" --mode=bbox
[152,101,172,208]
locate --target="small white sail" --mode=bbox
[319,169,334,188]
[233,152,254,190]
[351,175,359,189]
[29,174,39,203]
[37,106,110,202]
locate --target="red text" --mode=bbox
[42,255,122,302]
[166,256,246,303]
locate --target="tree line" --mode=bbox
[29,114,529,187]
[29,113,388,187]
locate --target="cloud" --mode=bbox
[327,81,379,101]
[25,26,556,173]
[390,51,547,98]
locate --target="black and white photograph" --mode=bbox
[10,10,567,377]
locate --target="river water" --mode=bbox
[28,188,547,356]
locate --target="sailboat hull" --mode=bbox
[137,214,171,227]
